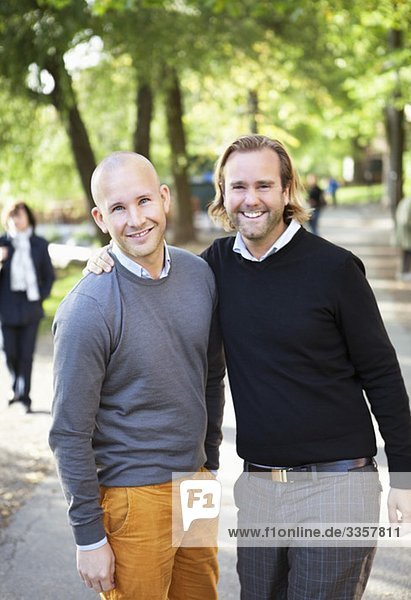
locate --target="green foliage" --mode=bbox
[0,0,410,218]
[71,54,136,160]
[0,0,92,90]
[337,184,383,204]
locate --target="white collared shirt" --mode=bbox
[233,219,301,262]
[111,242,171,279]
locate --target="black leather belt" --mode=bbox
[244,457,374,483]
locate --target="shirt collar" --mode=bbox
[111,241,171,279]
[233,219,301,262]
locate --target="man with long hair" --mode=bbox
[204,134,411,599]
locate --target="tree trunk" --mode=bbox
[47,58,108,244]
[385,105,404,214]
[133,80,153,159]
[248,90,259,134]
[163,67,195,243]
[385,28,404,215]
[351,138,366,185]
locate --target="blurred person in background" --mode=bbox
[327,176,339,206]
[395,196,411,281]
[0,201,54,413]
[306,173,326,235]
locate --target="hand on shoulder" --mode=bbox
[83,243,114,276]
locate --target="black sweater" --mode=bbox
[202,227,411,486]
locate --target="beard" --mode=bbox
[233,207,285,241]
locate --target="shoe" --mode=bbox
[21,397,32,413]
[8,397,18,406]
[25,406,33,414]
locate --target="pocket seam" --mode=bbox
[103,487,131,539]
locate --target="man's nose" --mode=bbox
[127,206,146,228]
[244,187,259,205]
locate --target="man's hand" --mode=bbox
[77,543,116,594]
[83,244,114,276]
[387,488,411,534]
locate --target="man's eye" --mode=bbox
[233,185,245,190]
[139,197,150,205]
[112,206,124,212]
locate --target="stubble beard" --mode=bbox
[235,208,285,241]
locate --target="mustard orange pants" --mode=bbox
[100,475,218,600]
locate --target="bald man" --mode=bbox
[49,152,225,599]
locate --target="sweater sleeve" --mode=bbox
[204,305,226,470]
[49,292,112,545]
[335,255,411,487]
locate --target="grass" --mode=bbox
[40,263,84,334]
[335,184,383,204]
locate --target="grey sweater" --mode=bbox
[49,247,225,545]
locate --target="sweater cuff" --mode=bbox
[77,536,108,551]
[389,472,411,489]
[73,519,107,546]
[204,445,219,472]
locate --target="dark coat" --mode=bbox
[0,233,55,326]
[307,184,326,209]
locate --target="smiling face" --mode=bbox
[223,148,290,259]
[91,154,170,277]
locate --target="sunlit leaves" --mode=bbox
[0,0,410,212]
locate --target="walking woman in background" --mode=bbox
[0,202,54,413]
[306,173,326,235]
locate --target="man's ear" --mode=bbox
[91,207,109,234]
[160,184,171,215]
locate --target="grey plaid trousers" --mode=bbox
[234,463,381,599]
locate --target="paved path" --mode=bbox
[1,203,411,599]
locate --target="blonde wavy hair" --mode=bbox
[208,134,310,231]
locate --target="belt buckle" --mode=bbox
[271,469,289,483]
